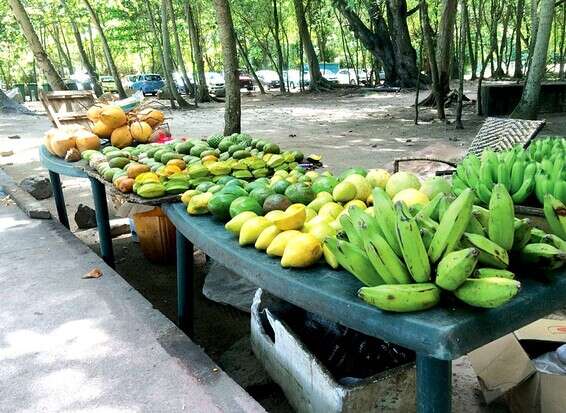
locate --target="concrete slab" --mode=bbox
[0,204,264,413]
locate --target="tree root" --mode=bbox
[417,89,471,107]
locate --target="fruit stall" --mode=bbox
[39,100,566,413]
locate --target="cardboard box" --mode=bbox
[469,318,566,412]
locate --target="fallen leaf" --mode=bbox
[83,268,103,279]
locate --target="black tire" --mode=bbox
[350,79,356,85]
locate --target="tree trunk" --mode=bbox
[184,0,211,102]
[334,0,398,85]
[513,0,525,78]
[385,0,419,87]
[161,0,191,108]
[511,0,555,119]
[464,1,477,80]
[8,0,66,90]
[526,0,539,73]
[436,0,458,97]
[420,0,445,119]
[455,0,467,130]
[212,0,241,134]
[495,3,512,78]
[166,0,193,98]
[559,4,566,79]
[236,35,266,94]
[88,23,97,71]
[83,0,126,98]
[272,0,286,92]
[59,21,75,76]
[63,0,103,96]
[146,2,174,107]
[292,0,323,89]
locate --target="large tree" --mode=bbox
[160,0,192,108]
[213,0,241,134]
[83,0,127,98]
[63,1,103,97]
[511,0,555,119]
[333,0,418,87]
[184,0,211,102]
[8,0,66,90]
[292,0,323,89]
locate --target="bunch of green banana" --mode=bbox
[332,178,565,313]
[534,157,566,205]
[455,138,566,208]
[543,194,566,240]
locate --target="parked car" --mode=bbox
[283,69,310,89]
[239,70,254,91]
[122,75,139,90]
[256,70,281,89]
[131,74,165,96]
[205,72,225,97]
[173,72,195,94]
[337,68,368,85]
[100,75,117,93]
[321,69,339,84]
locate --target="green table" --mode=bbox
[163,202,566,413]
[39,145,115,267]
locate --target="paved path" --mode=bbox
[0,204,264,413]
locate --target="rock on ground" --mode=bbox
[19,175,52,200]
[74,203,97,229]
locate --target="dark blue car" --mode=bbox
[131,74,164,95]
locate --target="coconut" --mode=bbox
[100,105,127,129]
[111,125,133,149]
[139,108,165,127]
[130,121,152,143]
[49,128,77,158]
[92,120,114,138]
[74,129,101,152]
[87,104,105,122]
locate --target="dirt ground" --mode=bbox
[2,82,564,412]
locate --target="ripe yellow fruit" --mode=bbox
[392,188,429,207]
[239,217,271,245]
[344,174,372,201]
[92,120,114,138]
[318,202,343,220]
[225,211,257,235]
[306,222,336,242]
[366,168,391,189]
[87,104,105,122]
[100,105,127,129]
[110,125,134,148]
[255,225,281,250]
[264,210,285,222]
[281,233,323,268]
[332,181,357,202]
[273,204,306,230]
[139,108,165,127]
[130,121,153,143]
[266,230,302,257]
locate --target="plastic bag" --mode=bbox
[533,344,566,375]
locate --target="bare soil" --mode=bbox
[2,82,565,412]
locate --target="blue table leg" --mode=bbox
[48,171,69,229]
[416,354,452,413]
[176,230,194,337]
[89,177,115,268]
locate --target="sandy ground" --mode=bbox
[2,83,565,412]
